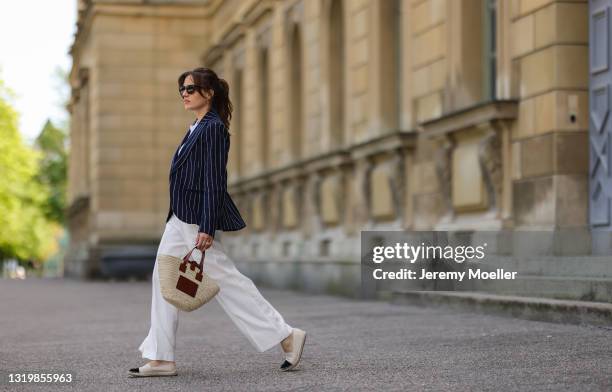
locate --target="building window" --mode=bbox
[233,68,243,176]
[289,23,304,159]
[258,47,270,169]
[482,0,497,101]
[329,0,345,148]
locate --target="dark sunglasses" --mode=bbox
[179,84,202,97]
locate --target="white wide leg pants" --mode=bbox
[138,213,293,361]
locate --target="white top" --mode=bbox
[178,117,202,156]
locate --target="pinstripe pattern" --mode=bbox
[165,107,246,238]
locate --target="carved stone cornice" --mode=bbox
[350,130,416,160]
[418,99,518,137]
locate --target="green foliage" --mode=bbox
[0,78,55,263]
[34,119,68,224]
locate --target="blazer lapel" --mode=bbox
[171,108,220,173]
[171,128,193,166]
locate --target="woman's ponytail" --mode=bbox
[178,67,233,134]
[213,77,232,131]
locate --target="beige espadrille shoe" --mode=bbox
[280,328,307,371]
[128,362,177,377]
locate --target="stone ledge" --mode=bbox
[390,290,612,327]
[419,99,518,137]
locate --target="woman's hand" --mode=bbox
[195,232,213,251]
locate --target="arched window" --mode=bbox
[328,0,345,148]
[258,45,270,169]
[232,67,243,176]
[289,23,304,159]
[374,0,402,132]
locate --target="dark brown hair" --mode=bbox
[178,67,233,132]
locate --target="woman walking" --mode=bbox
[129,67,306,377]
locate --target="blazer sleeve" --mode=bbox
[198,122,228,237]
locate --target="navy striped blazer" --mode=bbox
[165,107,246,238]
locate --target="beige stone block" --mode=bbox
[349,0,369,13]
[119,194,156,211]
[413,192,444,230]
[156,18,205,34]
[555,132,588,175]
[122,16,156,34]
[97,163,155,180]
[412,0,445,35]
[97,66,155,82]
[532,91,588,135]
[510,0,521,19]
[97,146,156,164]
[370,166,395,220]
[555,174,588,227]
[513,176,555,226]
[556,90,589,131]
[350,94,367,126]
[156,50,202,67]
[98,130,154,147]
[413,60,445,99]
[97,49,155,66]
[519,47,554,97]
[520,45,588,97]
[514,96,536,139]
[353,6,368,39]
[412,0,430,35]
[252,195,264,230]
[429,58,446,92]
[554,45,588,89]
[94,82,156,99]
[412,23,445,68]
[96,32,155,49]
[352,122,368,143]
[95,211,123,229]
[512,141,522,180]
[533,3,554,48]
[97,178,123,196]
[91,15,124,33]
[521,133,553,178]
[534,92,555,135]
[97,98,154,115]
[451,134,488,211]
[415,91,442,123]
[282,187,298,228]
[98,197,121,211]
[321,176,340,225]
[156,67,188,83]
[352,65,368,95]
[412,66,430,98]
[304,20,319,44]
[554,3,588,43]
[519,0,554,16]
[350,37,369,67]
[413,161,438,194]
[305,0,320,19]
[511,14,534,58]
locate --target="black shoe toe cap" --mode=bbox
[280,360,293,370]
[129,368,139,373]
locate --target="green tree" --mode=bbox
[0,77,55,264]
[34,119,68,224]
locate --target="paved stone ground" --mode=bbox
[0,277,610,392]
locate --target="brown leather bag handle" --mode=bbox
[178,246,206,282]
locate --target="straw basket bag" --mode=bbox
[158,246,220,311]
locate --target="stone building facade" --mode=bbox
[66,0,611,301]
